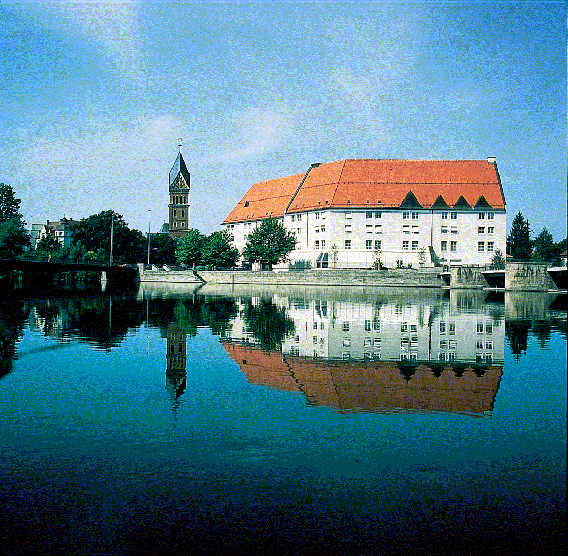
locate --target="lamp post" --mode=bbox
[147,208,151,266]
[109,211,114,266]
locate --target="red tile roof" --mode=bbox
[223,159,506,224]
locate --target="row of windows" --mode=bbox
[478,226,495,234]
[173,209,185,218]
[171,195,187,205]
[171,221,186,228]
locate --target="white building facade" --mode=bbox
[223,158,506,269]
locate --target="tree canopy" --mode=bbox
[243,218,297,270]
[507,211,532,260]
[175,229,206,267]
[71,210,145,264]
[0,183,23,221]
[201,230,239,269]
[0,183,29,259]
[148,233,177,266]
[533,227,555,262]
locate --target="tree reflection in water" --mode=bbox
[0,300,28,378]
[242,299,295,351]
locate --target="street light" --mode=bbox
[147,208,151,266]
[109,211,114,266]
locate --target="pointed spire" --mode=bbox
[169,149,190,189]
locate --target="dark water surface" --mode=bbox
[1,286,565,554]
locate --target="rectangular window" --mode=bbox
[373,337,381,345]
[374,240,381,250]
[410,324,417,332]
[314,240,320,249]
[476,340,484,349]
[315,212,320,219]
[342,322,350,331]
[345,224,352,233]
[375,211,382,218]
[441,212,448,219]
[403,224,410,234]
[343,338,350,347]
[450,241,457,252]
[440,322,446,333]
[488,226,495,234]
[487,241,494,252]
[291,215,296,222]
[401,322,408,332]
[411,240,418,250]
[344,239,351,249]
[441,226,448,234]
[366,211,373,219]
[297,214,301,221]
[449,323,456,335]
[403,211,410,219]
[486,323,493,334]
[320,225,325,233]
[315,226,319,233]
[478,227,485,234]
[451,226,458,234]
[402,240,409,250]
[450,212,457,220]
[363,338,371,347]
[412,225,419,234]
[366,225,373,233]
[313,322,318,329]
[373,319,380,331]
[412,211,419,219]
[487,212,494,220]
[486,340,493,349]
[321,240,326,248]
[478,241,485,252]
[365,320,371,331]
[478,212,485,219]
[477,322,484,333]
[375,224,382,233]
[345,211,352,219]
[441,240,448,251]
[366,239,373,250]
[313,336,317,345]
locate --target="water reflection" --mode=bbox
[217,290,505,416]
[2,288,565,417]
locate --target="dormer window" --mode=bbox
[244,201,250,207]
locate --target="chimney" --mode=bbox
[487,156,497,164]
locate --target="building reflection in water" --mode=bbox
[219,290,506,417]
[166,322,187,399]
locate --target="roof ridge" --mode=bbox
[330,160,347,207]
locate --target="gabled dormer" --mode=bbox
[399,190,422,208]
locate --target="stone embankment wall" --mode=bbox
[449,266,489,289]
[505,262,558,292]
[197,269,445,288]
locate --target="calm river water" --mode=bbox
[1,285,566,554]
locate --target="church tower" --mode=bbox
[168,148,190,239]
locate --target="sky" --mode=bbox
[0,0,566,239]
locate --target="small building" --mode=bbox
[222,158,507,269]
[34,217,78,249]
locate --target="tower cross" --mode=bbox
[178,138,183,152]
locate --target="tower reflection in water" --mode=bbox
[166,322,187,399]
[215,291,505,417]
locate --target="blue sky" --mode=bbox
[1,1,566,239]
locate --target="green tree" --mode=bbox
[35,234,61,261]
[72,210,145,264]
[0,218,30,259]
[243,218,297,270]
[507,211,532,260]
[0,184,29,259]
[489,249,506,270]
[533,227,555,262]
[148,233,177,266]
[202,230,239,269]
[175,229,206,267]
[243,299,295,351]
[0,183,23,221]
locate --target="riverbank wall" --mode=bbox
[135,263,565,292]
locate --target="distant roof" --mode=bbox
[169,152,190,189]
[223,159,506,224]
[159,222,169,234]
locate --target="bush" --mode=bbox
[289,259,312,270]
